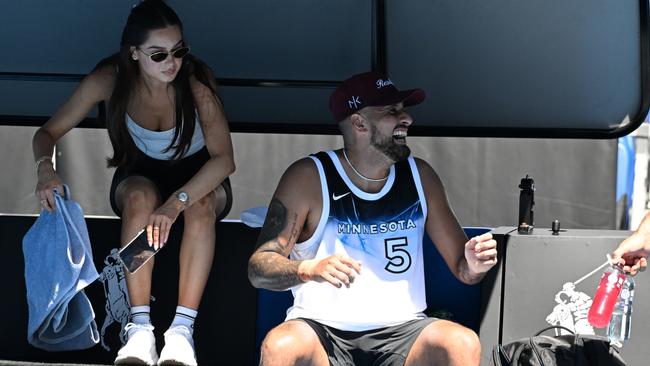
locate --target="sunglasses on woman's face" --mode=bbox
[137,46,190,63]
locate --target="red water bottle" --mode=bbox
[588,265,626,328]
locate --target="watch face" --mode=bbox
[177,191,189,202]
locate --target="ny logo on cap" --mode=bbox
[348,96,361,109]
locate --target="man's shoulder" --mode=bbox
[411,156,435,175]
[288,151,335,171]
[274,156,323,205]
[409,157,444,193]
[281,156,321,183]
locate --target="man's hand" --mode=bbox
[464,232,498,275]
[612,233,648,276]
[298,254,362,288]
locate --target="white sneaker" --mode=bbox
[158,325,198,366]
[114,323,158,366]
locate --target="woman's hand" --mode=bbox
[35,162,64,212]
[146,198,183,249]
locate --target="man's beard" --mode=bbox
[370,124,410,162]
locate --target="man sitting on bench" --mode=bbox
[248,71,498,366]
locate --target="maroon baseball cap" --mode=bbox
[329,71,425,122]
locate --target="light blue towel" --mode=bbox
[22,186,100,351]
[240,206,268,228]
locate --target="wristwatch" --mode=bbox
[175,191,190,208]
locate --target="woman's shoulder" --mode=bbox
[187,56,214,76]
[188,57,217,89]
[89,64,116,84]
[82,59,117,100]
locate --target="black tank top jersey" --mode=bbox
[312,151,424,234]
[286,150,428,331]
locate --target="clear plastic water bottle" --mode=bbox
[588,265,626,328]
[607,276,635,346]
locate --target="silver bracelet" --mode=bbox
[35,156,53,170]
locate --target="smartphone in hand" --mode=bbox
[118,229,160,273]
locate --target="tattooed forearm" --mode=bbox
[248,198,304,290]
[458,259,485,285]
[248,252,304,290]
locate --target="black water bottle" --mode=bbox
[518,175,535,234]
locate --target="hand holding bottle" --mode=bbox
[588,265,626,328]
[612,232,648,276]
[612,211,650,275]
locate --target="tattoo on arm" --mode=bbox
[248,254,303,291]
[458,260,485,285]
[254,198,289,252]
[248,198,304,290]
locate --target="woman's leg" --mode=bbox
[113,176,162,366]
[177,185,227,308]
[114,176,161,306]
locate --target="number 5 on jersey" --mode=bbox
[384,237,412,274]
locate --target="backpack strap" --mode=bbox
[534,325,575,336]
[491,344,512,366]
[528,337,547,365]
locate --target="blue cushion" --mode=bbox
[423,227,491,332]
[254,288,293,356]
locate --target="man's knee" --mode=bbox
[261,329,300,358]
[418,321,481,362]
[260,322,321,366]
[445,324,480,355]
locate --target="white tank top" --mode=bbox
[126,114,205,160]
[285,150,429,331]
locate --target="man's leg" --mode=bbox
[404,320,481,366]
[260,320,329,366]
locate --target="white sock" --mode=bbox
[130,305,151,325]
[170,306,198,333]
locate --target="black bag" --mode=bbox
[491,326,627,366]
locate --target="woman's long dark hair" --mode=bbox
[98,0,219,167]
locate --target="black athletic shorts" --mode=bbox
[109,146,232,220]
[298,317,437,366]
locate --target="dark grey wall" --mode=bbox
[387,0,642,130]
[1,0,645,131]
